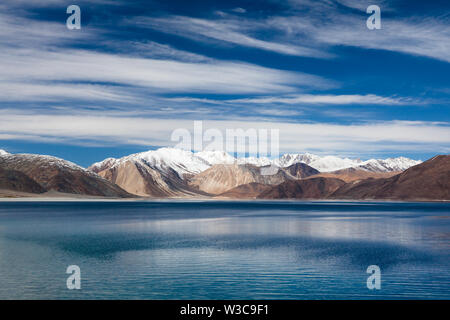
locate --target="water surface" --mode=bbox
[0,201,448,299]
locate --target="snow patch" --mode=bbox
[195,150,236,165]
[237,157,273,166]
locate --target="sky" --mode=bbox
[0,0,449,167]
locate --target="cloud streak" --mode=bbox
[213,94,426,105]
[131,15,331,58]
[0,111,448,156]
[270,3,450,63]
[0,47,332,99]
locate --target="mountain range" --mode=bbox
[90,148,421,174]
[0,147,448,201]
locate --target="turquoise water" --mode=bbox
[0,201,448,299]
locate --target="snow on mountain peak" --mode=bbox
[308,155,362,172]
[359,157,422,172]
[133,148,210,176]
[1,153,96,176]
[195,150,236,165]
[273,153,420,172]
[237,156,273,166]
[274,153,321,168]
[89,148,211,178]
[195,151,273,167]
[89,157,118,173]
[275,153,359,172]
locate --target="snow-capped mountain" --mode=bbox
[0,149,9,156]
[275,153,321,168]
[89,157,117,173]
[88,148,218,197]
[90,147,422,180]
[275,153,421,172]
[127,148,211,177]
[309,156,363,172]
[0,153,130,197]
[276,153,362,172]
[1,152,95,175]
[90,148,211,178]
[358,157,422,172]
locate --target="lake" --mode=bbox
[0,200,448,299]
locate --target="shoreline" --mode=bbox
[0,195,448,204]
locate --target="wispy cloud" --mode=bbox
[0,7,334,105]
[0,82,138,103]
[269,3,450,63]
[104,40,211,62]
[130,15,331,58]
[227,94,426,105]
[0,47,333,100]
[0,111,448,156]
[231,8,247,14]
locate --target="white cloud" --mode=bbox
[317,18,450,63]
[231,8,247,14]
[0,112,448,156]
[228,94,425,105]
[164,94,428,111]
[0,82,138,103]
[130,15,331,58]
[106,40,211,63]
[269,7,450,63]
[0,12,96,49]
[0,48,332,98]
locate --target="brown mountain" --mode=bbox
[307,167,400,183]
[331,155,450,200]
[284,162,320,179]
[257,177,346,199]
[0,167,46,194]
[188,163,295,195]
[0,154,131,197]
[217,182,273,199]
[92,159,208,197]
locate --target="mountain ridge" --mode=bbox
[258,177,346,199]
[188,163,303,195]
[330,155,450,200]
[0,153,131,197]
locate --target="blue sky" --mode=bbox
[0,0,449,167]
